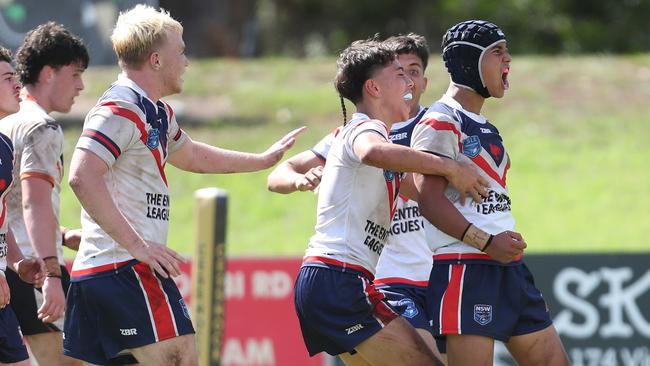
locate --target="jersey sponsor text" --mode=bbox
[146,192,170,221]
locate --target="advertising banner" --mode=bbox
[495,254,650,365]
[69,253,650,365]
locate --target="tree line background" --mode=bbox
[161,0,650,57]
[0,0,647,63]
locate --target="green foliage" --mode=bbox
[59,54,650,258]
[254,0,650,55]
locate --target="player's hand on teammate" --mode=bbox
[295,165,323,192]
[61,226,82,251]
[38,276,66,323]
[484,231,527,264]
[0,272,9,308]
[446,160,489,205]
[13,257,46,288]
[130,241,185,278]
[259,126,306,168]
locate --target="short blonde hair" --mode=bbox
[111,4,183,68]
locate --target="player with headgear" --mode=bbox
[292,36,491,366]
[268,33,453,362]
[411,20,571,365]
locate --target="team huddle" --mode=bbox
[0,3,568,366]
[268,21,572,366]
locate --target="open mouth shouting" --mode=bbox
[502,67,510,90]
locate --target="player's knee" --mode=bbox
[168,341,197,366]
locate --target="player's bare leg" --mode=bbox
[506,325,570,366]
[353,317,444,366]
[339,352,373,366]
[416,328,447,365]
[26,332,82,366]
[129,334,197,366]
[446,334,494,366]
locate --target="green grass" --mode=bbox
[59,54,650,257]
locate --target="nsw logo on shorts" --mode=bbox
[397,298,419,319]
[473,304,492,326]
[462,135,482,158]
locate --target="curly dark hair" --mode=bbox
[383,33,429,71]
[0,47,12,64]
[15,22,89,85]
[335,38,395,105]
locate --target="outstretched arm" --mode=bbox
[414,173,526,263]
[267,150,324,194]
[168,127,305,173]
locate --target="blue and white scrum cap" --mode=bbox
[442,20,506,98]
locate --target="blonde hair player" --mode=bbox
[62,5,303,365]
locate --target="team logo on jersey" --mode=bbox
[488,143,504,164]
[397,298,419,319]
[179,299,191,319]
[473,304,493,325]
[146,128,160,150]
[462,135,482,158]
[384,170,396,181]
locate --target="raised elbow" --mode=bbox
[358,144,382,166]
[68,172,85,195]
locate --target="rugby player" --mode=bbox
[412,20,570,365]
[63,5,302,365]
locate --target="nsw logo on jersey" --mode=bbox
[462,135,482,158]
[384,170,397,181]
[146,128,160,150]
[474,304,493,325]
[383,170,401,219]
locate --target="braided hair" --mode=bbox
[334,38,395,124]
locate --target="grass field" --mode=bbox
[58,54,650,257]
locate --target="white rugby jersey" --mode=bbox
[309,108,432,284]
[375,108,431,284]
[411,94,514,255]
[305,113,400,275]
[71,75,189,276]
[0,133,14,271]
[0,98,64,263]
[375,195,431,285]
